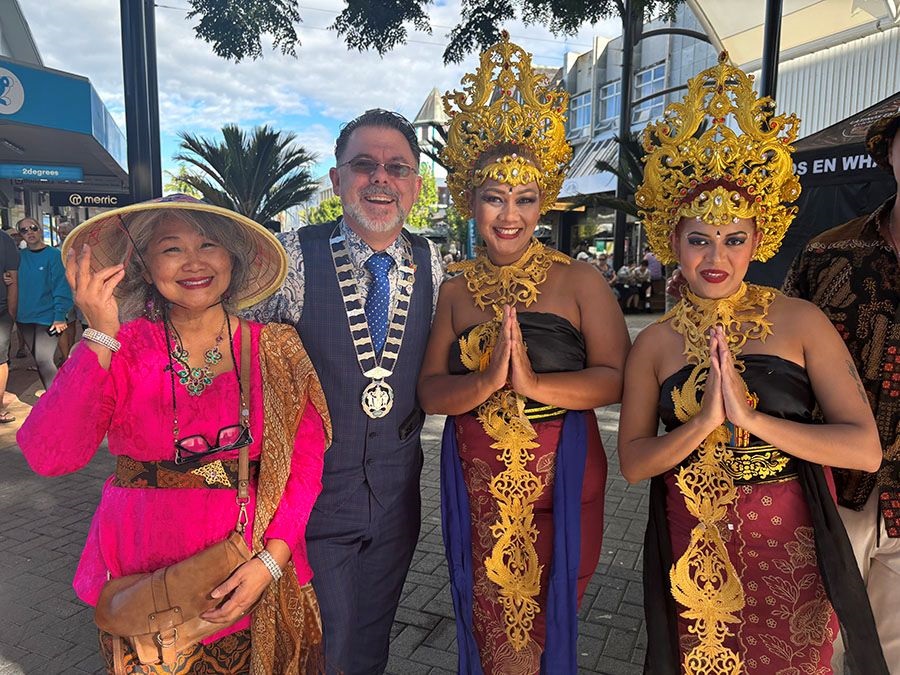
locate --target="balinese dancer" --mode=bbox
[418,33,630,674]
[617,54,887,674]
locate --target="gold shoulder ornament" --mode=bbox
[440,31,572,218]
[635,52,801,266]
[661,282,778,675]
[451,239,569,651]
[449,238,570,320]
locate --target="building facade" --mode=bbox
[558,2,900,262]
[0,1,127,239]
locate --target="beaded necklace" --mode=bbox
[166,313,228,397]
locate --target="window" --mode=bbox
[570,93,591,131]
[600,81,621,121]
[632,64,666,125]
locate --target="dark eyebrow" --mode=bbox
[686,230,749,237]
[482,186,539,196]
[351,153,414,165]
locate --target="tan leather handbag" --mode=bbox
[94,527,252,665]
[94,320,256,669]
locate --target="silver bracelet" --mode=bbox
[82,328,121,353]
[256,550,283,581]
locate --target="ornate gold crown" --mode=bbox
[635,53,801,265]
[441,32,572,218]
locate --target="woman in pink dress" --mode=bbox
[18,195,328,674]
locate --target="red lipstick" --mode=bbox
[699,269,729,284]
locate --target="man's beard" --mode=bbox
[343,186,408,233]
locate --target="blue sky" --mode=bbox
[21,0,620,184]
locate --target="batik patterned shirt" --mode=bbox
[783,197,899,509]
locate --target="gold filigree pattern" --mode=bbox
[440,32,572,217]
[663,283,777,675]
[722,448,792,482]
[190,459,232,488]
[453,241,568,651]
[449,238,570,320]
[635,52,801,265]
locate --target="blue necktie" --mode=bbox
[364,252,394,354]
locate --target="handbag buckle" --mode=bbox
[156,628,177,648]
[236,497,249,534]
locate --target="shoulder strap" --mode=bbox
[236,319,251,529]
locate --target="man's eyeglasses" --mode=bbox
[174,424,252,465]
[18,225,40,233]
[338,157,417,179]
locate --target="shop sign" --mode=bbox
[0,68,25,115]
[49,191,132,208]
[0,163,84,181]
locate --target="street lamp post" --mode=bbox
[612,1,642,272]
[120,0,162,202]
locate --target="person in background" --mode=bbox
[783,108,900,670]
[642,245,663,280]
[614,262,635,310]
[15,217,72,391]
[0,227,19,422]
[626,259,651,312]
[55,217,79,360]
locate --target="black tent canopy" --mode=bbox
[747,92,899,287]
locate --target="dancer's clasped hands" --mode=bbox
[484,305,539,399]
[699,326,757,430]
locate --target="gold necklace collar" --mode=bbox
[448,238,569,318]
[668,282,776,367]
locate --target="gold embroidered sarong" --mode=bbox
[452,240,570,650]
[663,283,776,675]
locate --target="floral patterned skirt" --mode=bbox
[455,411,607,675]
[99,629,250,674]
[665,473,840,673]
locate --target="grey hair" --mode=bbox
[115,208,253,321]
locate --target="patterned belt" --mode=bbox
[113,456,259,490]
[522,403,567,422]
[683,445,797,484]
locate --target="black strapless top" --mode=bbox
[448,311,586,376]
[658,354,815,484]
[449,312,585,419]
[659,354,815,435]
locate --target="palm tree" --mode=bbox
[174,124,317,223]
[592,132,644,217]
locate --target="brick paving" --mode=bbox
[0,313,657,674]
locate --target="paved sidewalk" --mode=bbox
[0,314,657,674]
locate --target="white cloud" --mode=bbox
[20,0,620,173]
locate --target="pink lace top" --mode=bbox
[17,317,326,642]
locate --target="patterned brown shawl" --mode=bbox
[249,323,331,674]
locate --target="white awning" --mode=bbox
[687,0,899,70]
[559,136,618,198]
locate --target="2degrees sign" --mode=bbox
[49,192,133,208]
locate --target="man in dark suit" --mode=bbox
[248,109,442,674]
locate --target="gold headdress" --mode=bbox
[635,53,801,265]
[441,31,572,217]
